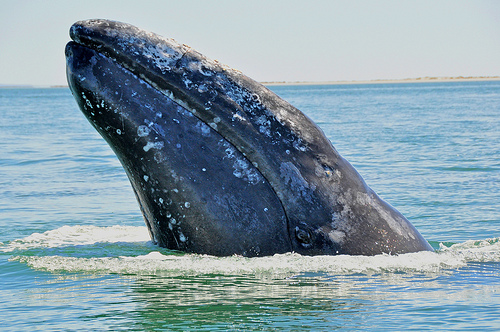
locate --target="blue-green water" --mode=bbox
[1,82,499,330]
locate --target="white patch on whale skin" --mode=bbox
[186,58,216,78]
[178,232,187,242]
[327,230,346,244]
[143,141,164,152]
[131,34,187,74]
[232,159,260,185]
[183,77,193,89]
[195,121,212,137]
[232,112,247,123]
[220,141,261,185]
[280,162,316,202]
[137,125,151,137]
[80,92,93,110]
[255,115,271,137]
[197,84,208,93]
[292,138,307,152]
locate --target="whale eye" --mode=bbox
[295,227,313,246]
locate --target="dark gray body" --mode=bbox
[66,19,433,256]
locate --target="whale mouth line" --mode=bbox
[66,38,279,189]
[67,23,266,174]
[66,20,293,208]
[76,41,283,188]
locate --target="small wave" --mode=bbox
[432,166,498,172]
[2,225,150,252]
[5,225,500,276]
[10,250,463,277]
[439,238,500,262]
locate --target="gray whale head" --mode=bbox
[65,19,433,256]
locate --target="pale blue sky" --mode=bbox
[1,0,499,86]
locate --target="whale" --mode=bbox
[65,19,433,257]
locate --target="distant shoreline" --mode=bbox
[1,76,499,89]
[262,76,500,86]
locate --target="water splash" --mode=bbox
[2,225,150,252]
[4,225,500,277]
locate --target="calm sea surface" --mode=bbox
[1,81,499,330]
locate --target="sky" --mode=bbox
[1,0,499,86]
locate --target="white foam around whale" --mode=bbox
[2,225,150,252]
[4,225,500,277]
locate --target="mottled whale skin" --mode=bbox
[66,19,433,257]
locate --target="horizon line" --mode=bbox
[1,75,499,89]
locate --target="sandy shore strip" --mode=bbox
[1,76,499,89]
[262,76,500,86]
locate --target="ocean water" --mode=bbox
[0,81,499,331]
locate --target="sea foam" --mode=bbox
[4,225,500,277]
